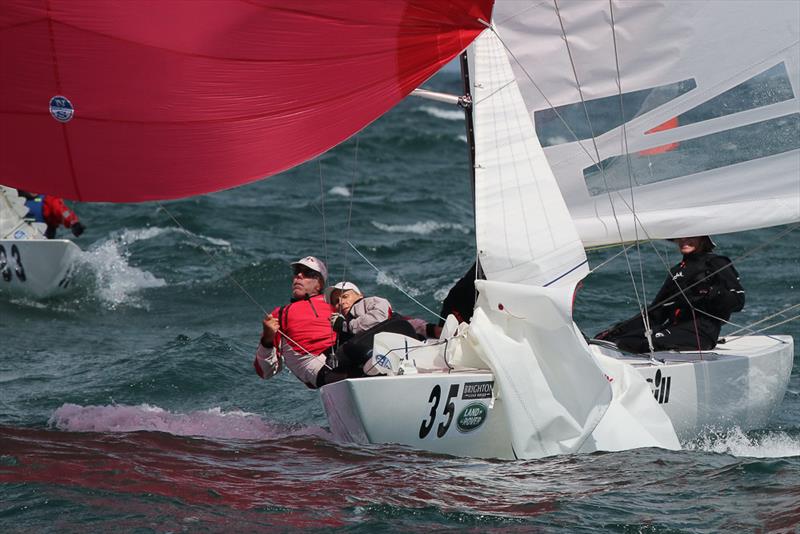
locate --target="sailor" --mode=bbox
[437,260,484,330]
[595,236,745,353]
[17,190,86,239]
[325,281,424,377]
[253,256,341,388]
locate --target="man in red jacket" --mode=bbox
[18,190,86,239]
[253,256,342,389]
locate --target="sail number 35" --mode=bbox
[419,384,459,439]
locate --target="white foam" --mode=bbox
[376,271,420,298]
[78,235,166,308]
[372,220,469,236]
[49,403,280,440]
[688,427,800,458]
[420,105,463,121]
[329,186,351,197]
[457,134,468,143]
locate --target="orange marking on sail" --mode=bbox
[639,116,680,156]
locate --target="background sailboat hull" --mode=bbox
[320,335,793,459]
[0,239,79,298]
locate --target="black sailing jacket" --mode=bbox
[649,252,745,341]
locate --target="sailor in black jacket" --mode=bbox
[596,236,745,353]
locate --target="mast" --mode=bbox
[459,51,476,211]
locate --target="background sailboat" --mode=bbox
[0,186,80,297]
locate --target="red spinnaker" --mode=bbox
[0,0,492,202]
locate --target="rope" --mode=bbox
[157,202,267,316]
[346,240,445,323]
[318,161,329,268]
[339,137,359,286]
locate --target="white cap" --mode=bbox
[291,256,328,283]
[324,281,361,303]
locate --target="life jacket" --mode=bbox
[24,197,45,223]
[272,294,336,356]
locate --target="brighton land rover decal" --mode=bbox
[456,403,488,433]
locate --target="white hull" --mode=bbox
[0,239,80,298]
[321,335,793,459]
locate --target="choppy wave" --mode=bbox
[419,106,463,121]
[49,403,286,440]
[329,186,351,197]
[372,220,469,235]
[376,271,420,298]
[77,233,166,308]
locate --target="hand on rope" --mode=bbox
[329,313,346,332]
[260,313,279,347]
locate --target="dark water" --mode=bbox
[2,70,799,532]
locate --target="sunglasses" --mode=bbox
[293,266,320,279]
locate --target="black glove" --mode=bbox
[71,222,86,237]
[329,313,345,333]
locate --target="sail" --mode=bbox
[491,0,800,246]
[0,0,493,202]
[469,29,588,288]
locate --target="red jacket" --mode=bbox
[42,196,80,229]
[272,295,337,355]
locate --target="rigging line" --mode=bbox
[485,25,599,169]
[553,0,646,338]
[318,161,328,268]
[608,1,651,348]
[587,243,637,274]
[157,202,266,316]
[346,240,446,322]
[340,136,359,286]
[746,313,800,335]
[726,303,800,337]
[691,306,787,344]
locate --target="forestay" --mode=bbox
[492,0,800,246]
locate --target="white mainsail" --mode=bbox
[491,0,800,247]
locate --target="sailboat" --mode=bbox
[0,186,80,298]
[1,1,796,459]
[321,0,799,458]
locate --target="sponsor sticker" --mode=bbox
[461,381,493,400]
[13,230,27,239]
[49,95,74,123]
[374,353,392,371]
[456,402,487,433]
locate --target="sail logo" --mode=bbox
[456,403,487,433]
[49,96,74,123]
[646,369,672,404]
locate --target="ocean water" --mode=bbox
[2,69,799,532]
